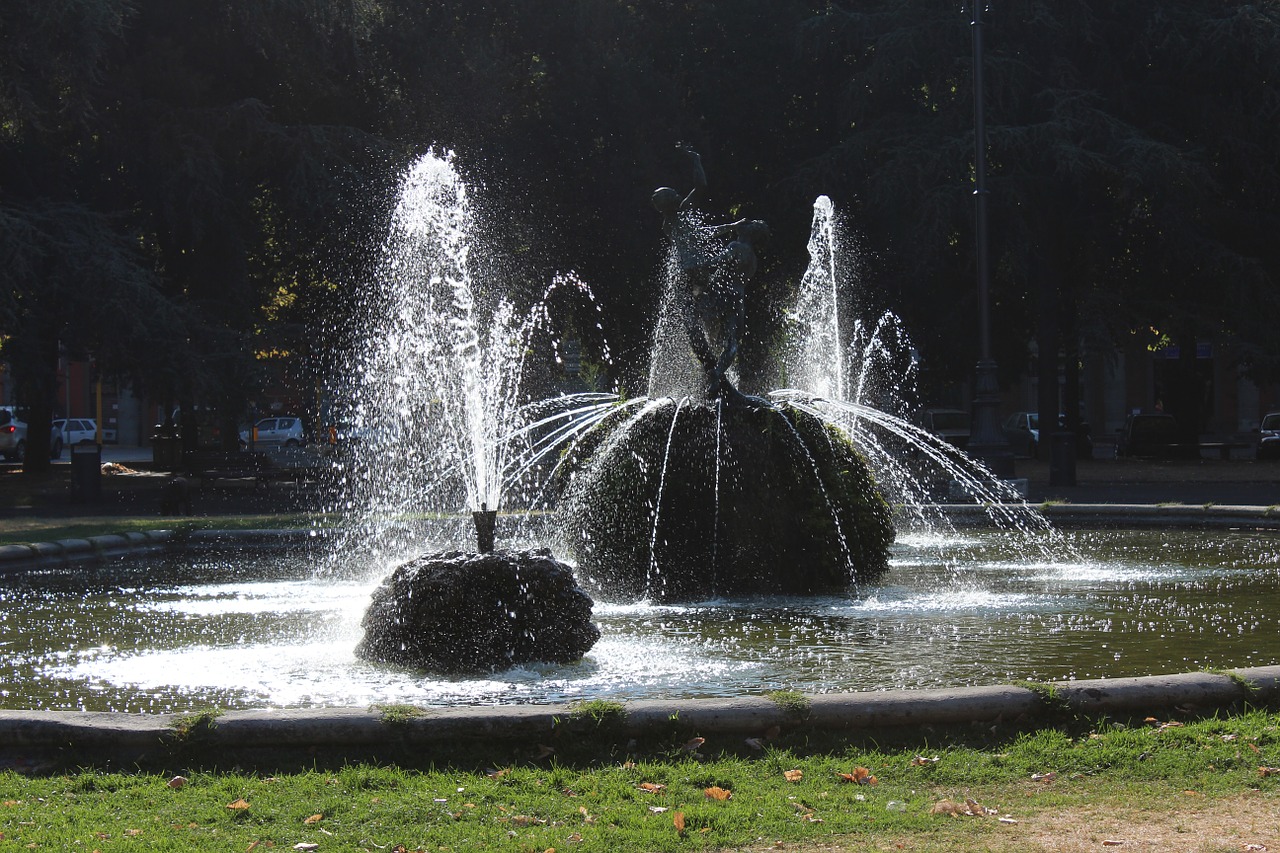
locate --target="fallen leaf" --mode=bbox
[783,769,803,782]
[1240,845,1266,852]
[1030,772,1057,783]
[1102,841,1125,847]
[124,830,142,837]
[1222,734,1239,742]
[637,782,666,793]
[226,799,251,811]
[998,817,1018,824]
[566,833,583,842]
[837,767,877,785]
[703,786,733,801]
[648,806,668,814]
[682,737,705,752]
[510,815,546,827]
[294,845,319,852]
[1258,767,1280,777]
[911,756,940,766]
[167,776,188,789]
[930,798,989,818]
[303,814,323,824]
[673,811,686,833]
[486,768,510,779]
[1157,721,1185,731]
[245,843,259,852]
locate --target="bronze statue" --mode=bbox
[652,145,768,405]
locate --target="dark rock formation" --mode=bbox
[356,549,599,674]
[560,401,894,602]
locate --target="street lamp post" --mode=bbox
[967,2,1014,479]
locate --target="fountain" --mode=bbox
[340,151,603,673]
[2,150,1277,713]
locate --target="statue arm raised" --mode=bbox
[677,143,707,210]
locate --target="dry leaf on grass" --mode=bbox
[911,755,940,766]
[226,799,251,811]
[167,776,188,789]
[673,811,686,833]
[703,786,733,801]
[1258,767,1280,777]
[303,814,323,824]
[930,797,996,818]
[637,782,666,793]
[682,737,705,752]
[783,769,803,782]
[836,767,877,785]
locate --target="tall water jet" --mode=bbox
[786,195,849,402]
[338,151,561,551]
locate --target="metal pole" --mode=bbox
[967,3,1015,479]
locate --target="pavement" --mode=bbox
[2,444,1278,525]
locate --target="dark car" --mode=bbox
[1259,411,1280,461]
[917,407,971,449]
[1002,411,1094,459]
[1117,412,1195,458]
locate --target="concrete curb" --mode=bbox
[944,502,1280,529]
[0,528,336,572]
[2,667,1276,765]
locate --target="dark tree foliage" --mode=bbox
[2,0,1277,469]
[794,1,1280,428]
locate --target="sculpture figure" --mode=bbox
[652,145,768,405]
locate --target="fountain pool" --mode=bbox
[3,527,1277,713]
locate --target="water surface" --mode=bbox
[2,528,1277,712]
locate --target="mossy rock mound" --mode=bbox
[560,401,894,602]
[356,549,599,674]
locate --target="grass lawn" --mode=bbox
[3,710,1278,851]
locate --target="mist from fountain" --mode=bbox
[336,152,1063,592]
[331,151,613,561]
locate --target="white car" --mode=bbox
[0,407,65,461]
[52,418,98,455]
[240,416,307,448]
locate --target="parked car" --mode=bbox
[52,418,98,457]
[917,407,971,449]
[0,406,63,461]
[239,416,307,448]
[1259,411,1280,461]
[1001,411,1094,459]
[1116,412,1195,458]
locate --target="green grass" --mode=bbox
[4,710,1279,851]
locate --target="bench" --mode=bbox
[182,450,275,488]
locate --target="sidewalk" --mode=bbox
[1020,456,1280,507]
[1,447,1277,527]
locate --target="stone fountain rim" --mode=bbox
[0,667,1277,756]
[1,504,1278,573]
